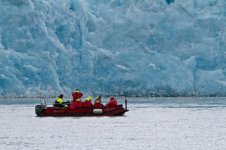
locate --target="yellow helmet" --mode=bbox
[86,96,92,101]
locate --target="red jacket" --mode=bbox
[69,100,83,109]
[106,97,118,107]
[94,101,104,109]
[83,101,93,108]
[72,92,83,101]
[75,101,83,108]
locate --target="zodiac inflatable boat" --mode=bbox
[35,98,128,117]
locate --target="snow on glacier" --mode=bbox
[0,0,226,97]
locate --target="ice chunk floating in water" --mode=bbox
[0,0,226,97]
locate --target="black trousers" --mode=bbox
[54,101,71,108]
[54,103,65,108]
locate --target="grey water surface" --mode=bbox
[0,97,226,150]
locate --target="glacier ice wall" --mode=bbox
[0,0,226,97]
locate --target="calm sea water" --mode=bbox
[0,97,226,150]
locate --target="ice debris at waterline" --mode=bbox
[0,0,226,97]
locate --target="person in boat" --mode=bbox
[106,96,118,107]
[54,94,67,108]
[70,98,83,109]
[83,96,93,108]
[70,101,83,109]
[72,88,83,102]
[70,89,83,109]
[94,96,104,109]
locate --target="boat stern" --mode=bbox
[35,105,45,116]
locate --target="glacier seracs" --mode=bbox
[0,0,226,97]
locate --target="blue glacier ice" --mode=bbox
[0,0,226,97]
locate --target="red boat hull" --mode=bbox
[35,104,128,117]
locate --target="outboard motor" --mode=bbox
[35,105,44,116]
[35,98,47,116]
